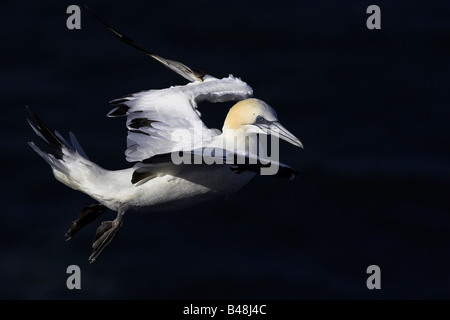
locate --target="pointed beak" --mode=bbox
[261,121,303,148]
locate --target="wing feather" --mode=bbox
[109,75,253,162]
[83,6,206,82]
[83,8,253,162]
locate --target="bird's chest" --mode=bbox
[130,165,254,212]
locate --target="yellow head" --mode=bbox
[223,98,277,131]
[222,98,303,148]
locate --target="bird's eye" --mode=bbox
[256,116,265,123]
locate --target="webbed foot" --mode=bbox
[88,214,124,263]
[65,204,107,240]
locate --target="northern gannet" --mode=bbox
[27,9,303,262]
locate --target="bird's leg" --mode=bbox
[88,208,125,263]
[65,204,107,240]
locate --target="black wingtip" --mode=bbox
[26,107,69,157]
[25,105,36,119]
[81,6,103,24]
[83,7,206,83]
[82,6,119,40]
[107,103,129,117]
[82,6,152,54]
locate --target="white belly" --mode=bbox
[93,164,255,213]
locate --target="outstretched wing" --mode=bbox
[131,147,298,185]
[85,7,253,162]
[109,75,253,162]
[83,6,206,82]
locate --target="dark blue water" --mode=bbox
[1,0,449,299]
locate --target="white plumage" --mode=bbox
[115,75,253,162]
[27,10,303,262]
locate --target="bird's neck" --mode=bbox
[218,128,262,156]
[222,116,242,132]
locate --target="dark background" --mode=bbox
[1,0,449,299]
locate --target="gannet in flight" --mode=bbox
[27,9,303,262]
